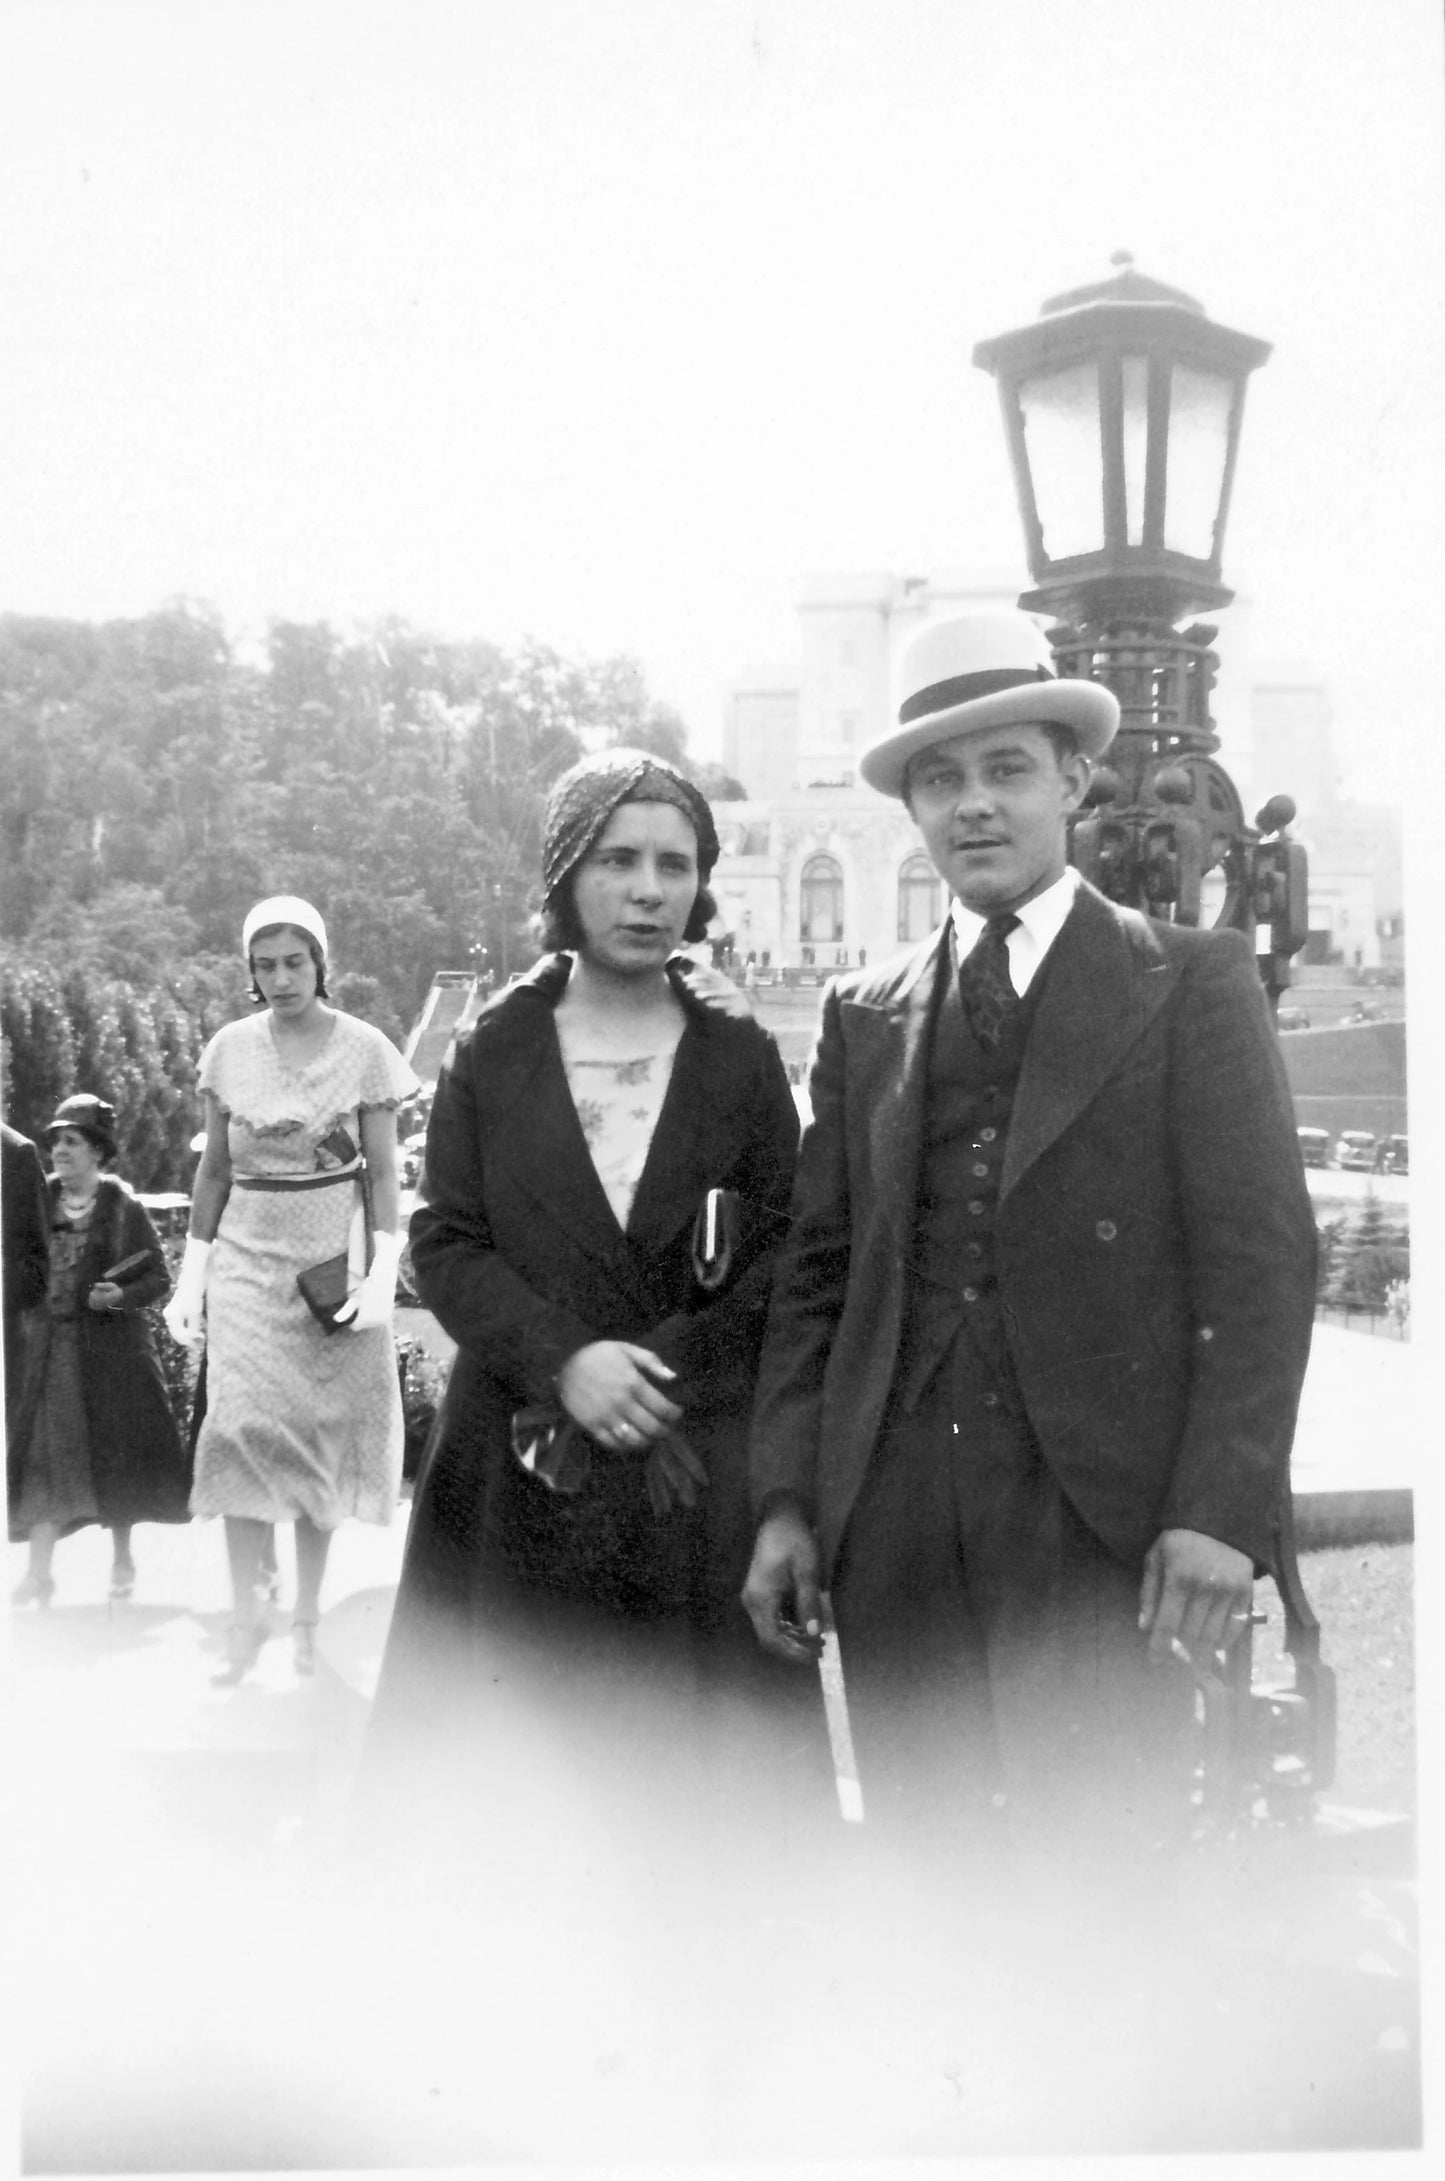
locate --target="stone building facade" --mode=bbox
[716,571,1403,975]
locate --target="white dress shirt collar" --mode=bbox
[950,866,1080,997]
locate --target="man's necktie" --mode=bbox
[958,914,1022,1051]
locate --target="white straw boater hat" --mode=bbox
[859,611,1120,800]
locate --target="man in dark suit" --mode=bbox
[3,1121,50,1426]
[742,611,1316,1860]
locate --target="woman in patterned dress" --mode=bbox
[165,896,418,1683]
[9,1095,190,1606]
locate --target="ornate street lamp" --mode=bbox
[973,254,1310,1011]
[975,258,1331,1831]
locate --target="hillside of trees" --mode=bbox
[0,603,742,1184]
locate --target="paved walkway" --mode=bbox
[5,1318,1414,1770]
[6,1312,1421,2172]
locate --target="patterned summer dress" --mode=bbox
[190,1010,419,1528]
[554,1014,685,1228]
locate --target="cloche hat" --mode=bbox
[242,895,328,960]
[45,1093,119,1161]
[859,611,1119,800]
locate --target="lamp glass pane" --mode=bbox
[1165,364,1233,559]
[1121,354,1149,546]
[1017,361,1102,561]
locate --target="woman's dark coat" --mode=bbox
[392,953,800,1635]
[7,1175,192,1538]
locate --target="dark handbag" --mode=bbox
[296,1127,371,1332]
[99,1248,158,1287]
[296,1252,356,1333]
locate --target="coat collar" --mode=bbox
[472,951,763,1309]
[836,884,1175,1207]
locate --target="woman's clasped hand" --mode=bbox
[554,1339,682,1449]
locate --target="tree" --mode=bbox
[1328,1191,1410,1310]
[0,960,77,1140]
[0,607,708,1042]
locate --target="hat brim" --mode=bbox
[859,678,1119,799]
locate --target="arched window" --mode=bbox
[799,855,844,945]
[897,853,943,942]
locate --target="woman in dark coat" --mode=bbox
[9,1095,191,1606]
[355,756,838,2157]
[363,752,827,1863]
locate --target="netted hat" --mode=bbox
[541,749,720,904]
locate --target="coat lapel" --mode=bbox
[1002,883,1174,1200]
[625,970,762,1258]
[481,978,653,1304]
[840,929,947,1246]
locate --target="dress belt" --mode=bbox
[233,1163,362,1193]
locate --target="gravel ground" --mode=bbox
[1254,1541,1415,1813]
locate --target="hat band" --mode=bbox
[898,663,1052,726]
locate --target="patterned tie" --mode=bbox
[958,914,1022,1051]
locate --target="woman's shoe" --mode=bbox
[212,1621,267,1687]
[11,1571,56,1609]
[109,1559,137,1600]
[292,1618,318,1677]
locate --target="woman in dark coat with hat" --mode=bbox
[9,1095,191,1607]
[362,751,827,1867]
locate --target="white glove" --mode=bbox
[162,1237,212,1347]
[334,1230,403,1332]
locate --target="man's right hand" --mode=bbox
[741,1505,824,1664]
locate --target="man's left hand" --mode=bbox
[1139,1526,1253,1668]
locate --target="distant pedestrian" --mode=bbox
[165,897,418,1682]
[9,1096,190,1608]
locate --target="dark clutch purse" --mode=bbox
[296,1253,355,1334]
[98,1249,158,1288]
[296,1126,367,1333]
[690,1187,741,1291]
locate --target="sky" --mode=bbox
[2,0,1442,810]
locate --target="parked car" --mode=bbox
[1376,1134,1409,1175]
[1276,1005,1311,1031]
[1295,1127,1331,1169]
[1336,1131,1378,1172]
[1346,1001,1384,1024]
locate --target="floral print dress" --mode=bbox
[190,1010,418,1528]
